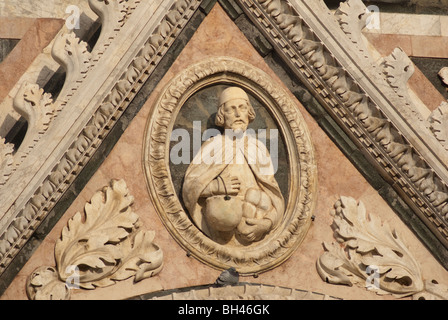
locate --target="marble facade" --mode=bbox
[0,0,447,301]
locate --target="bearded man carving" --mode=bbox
[182,87,285,245]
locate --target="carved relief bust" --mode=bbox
[144,57,317,275]
[182,87,285,245]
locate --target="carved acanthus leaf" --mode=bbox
[12,82,58,164]
[26,179,163,299]
[317,196,448,299]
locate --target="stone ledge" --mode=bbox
[132,283,342,300]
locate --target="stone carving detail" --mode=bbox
[317,196,448,300]
[182,87,285,245]
[429,102,448,151]
[381,47,425,121]
[148,283,341,300]
[12,82,58,163]
[0,0,200,277]
[334,0,371,60]
[0,138,14,186]
[144,56,317,275]
[51,30,92,107]
[383,48,415,98]
[236,0,448,250]
[439,67,448,88]
[26,179,163,300]
[88,0,128,61]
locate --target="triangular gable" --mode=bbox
[0,0,448,300]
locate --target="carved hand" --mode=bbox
[200,175,241,197]
[219,175,241,196]
[237,218,272,242]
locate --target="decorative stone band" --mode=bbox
[235,0,448,251]
[0,0,201,276]
[143,56,317,275]
[143,283,341,300]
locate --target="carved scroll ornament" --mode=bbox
[143,56,317,275]
[26,179,163,300]
[317,196,448,300]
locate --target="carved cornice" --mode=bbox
[0,0,201,276]
[235,0,448,253]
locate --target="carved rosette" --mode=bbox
[143,57,317,275]
[26,179,163,300]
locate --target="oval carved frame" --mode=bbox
[143,57,317,275]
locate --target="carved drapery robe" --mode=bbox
[182,132,284,244]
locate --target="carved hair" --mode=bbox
[214,100,256,128]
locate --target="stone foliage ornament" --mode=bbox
[12,82,59,164]
[26,179,163,300]
[317,196,448,300]
[143,56,317,275]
